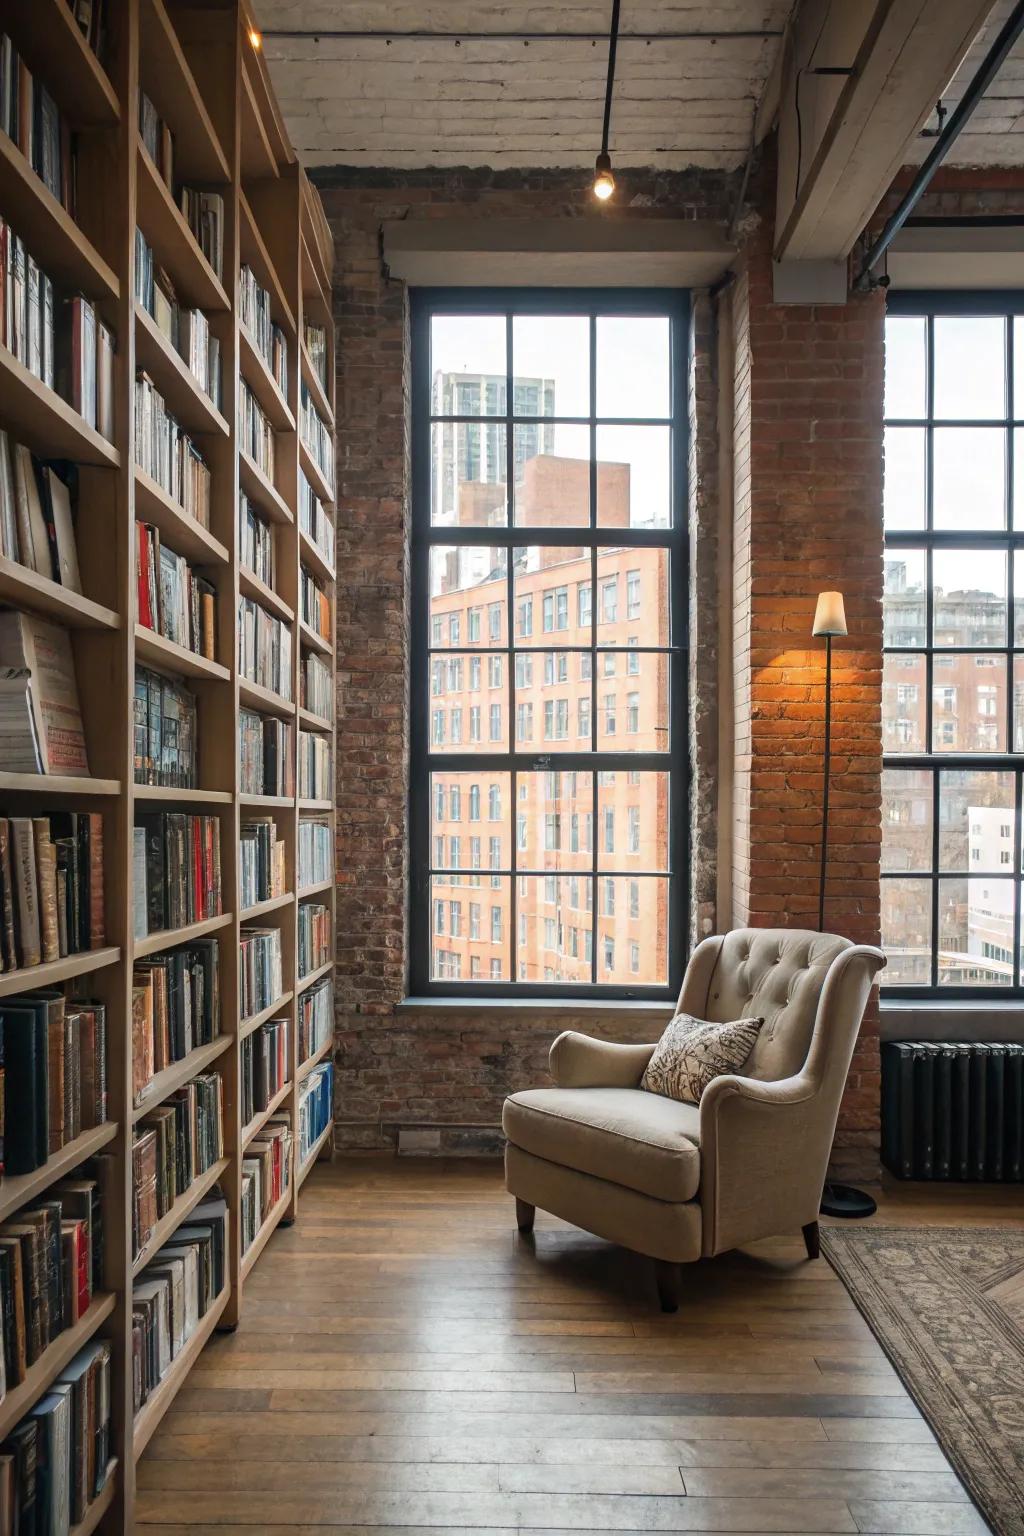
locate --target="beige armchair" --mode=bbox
[503,928,885,1310]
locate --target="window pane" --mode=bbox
[596,547,671,646]
[883,653,927,753]
[933,316,1005,421]
[596,316,670,419]
[596,652,669,750]
[881,769,932,873]
[431,421,508,526]
[938,877,1014,987]
[932,548,1006,648]
[884,315,926,419]
[1015,428,1024,528]
[431,316,505,412]
[596,876,669,985]
[427,655,509,755]
[525,652,587,753]
[596,425,671,529]
[430,772,511,871]
[884,549,926,648]
[429,548,507,646]
[598,772,669,870]
[513,423,589,527]
[513,546,591,645]
[512,316,589,417]
[933,427,1006,530]
[939,769,1014,873]
[1016,319,1024,418]
[515,877,593,985]
[431,875,510,981]
[883,427,926,530]
[517,771,594,872]
[1015,656,1024,753]
[881,877,932,985]
[932,654,1006,753]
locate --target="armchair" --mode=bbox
[502,928,885,1310]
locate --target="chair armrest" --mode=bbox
[549,1031,657,1089]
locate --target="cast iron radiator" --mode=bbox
[881,1041,1024,1181]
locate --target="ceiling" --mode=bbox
[254,0,1024,173]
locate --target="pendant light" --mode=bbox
[593,0,621,200]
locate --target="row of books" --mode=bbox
[132,1192,227,1414]
[241,1017,288,1128]
[303,321,328,390]
[239,817,286,912]
[239,265,287,395]
[239,380,275,480]
[1,1336,112,1532]
[179,189,225,285]
[299,469,334,566]
[69,1,106,59]
[298,901,330,980]
[132,813,222,940]
[1,35,74,215]
[139,92,173,191]
[298,818,331,890]
[0,810,103,975]
[0,433,81,592]
[239,493,274,589]
[299,730,331,802]
[300,653,333,723]
[238,596,292,701]
[239,926,281,1021]
[241,1118,291,1253]
[134,229,221,409]
[299,383,333,489]
[238,711,294,799]
[130,940,220,1106]
[136,522,216,661]
[133,666,198,789]
[298,975,332,1068]
[132,1071,224,1261]
[134,373,211,529]
[0,610,90,778]
[297,1063,331,1165]
[1,993,107,1174]
[299,569,331,641]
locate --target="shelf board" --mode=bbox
[297,958,333,989]
[0,558,120,632]
[299,799,332,814]
[238,678,296,719]
[133,469,229,568]
[300,229,332,328]
[132,1156,229,1279]
[239,322,295,433]
[71,1463,118,1536]
[132,1283,230,1461]
[0,772,120,798]
[239,190,296,339]
[238,791,294,809]
[300,341,334,428]
[131,1033,233,1123]
[133,911,233,962]
[239,892,294,923]
[134,624,230,684]
[0,946,120,1001]
[241,1078,292,1151]
[298,707,333,733]
[299,620,333,657]
[133,784,233,806]
[0,1292,116,1443]
[298,877,333,900]
[0,1122,118,1224]
[140,0,231,183]
[8,0,120,126]
[240,60,281,182]
[239,990,294,1044]
[239,450,293,526]
[297,1119,333,1187]
[240,1183,291,1282]
[136,142,230,313]
[0,132,119,306]
[299,439,335,507]
[297,1035,333,1082]
[0,345,119,467]
[134,304,229,439]
[239,565,294,624]
[299,529,334,584]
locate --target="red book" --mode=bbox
[192,816,202,922]
[136,522,152,629]
[87,811,104,949]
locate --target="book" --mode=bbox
[298,817,331,888]
[0,612,89,776]
[297,901,330,978]
[297,974,332,1066]
[1,993,107,1174]
[133,815,222,936]
[136,524,217,660]
[239,817,286,910]
[131,941,220,1106]
[238,925,282,1020]
[238,594,292,700]
[241,1017,288,1126]
[297,1062,332,1164]
[238,709,294,798]
[133,666,198,788]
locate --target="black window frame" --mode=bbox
[410,286,689,1000]
[883,289,1024,999]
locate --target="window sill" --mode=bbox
[398,996,675,1018]
[880,997,1024,1044]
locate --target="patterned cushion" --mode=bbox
[640,1012,764,1107]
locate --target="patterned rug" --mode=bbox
[821,1225,1024,1536]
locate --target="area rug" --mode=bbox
[821,1225,1024,1536]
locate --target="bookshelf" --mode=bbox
[0,2,337,1531]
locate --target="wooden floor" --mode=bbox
[138,1158,1020,1534]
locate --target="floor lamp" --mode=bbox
[813,591,877,1220]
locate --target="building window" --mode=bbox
[882,298,1024,995]
[414,290,685,996]
[450,786,461,821]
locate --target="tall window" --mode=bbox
[411,290,686,996]
[882,297,1024,994]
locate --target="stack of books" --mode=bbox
[238,710,294,797]
[241,1117,291,1251]
[0,610,90,778]
[131,1192,227,1411]
[297,901,330,978]
[239,265,287,393]
[132,812,222,939]
[297,1063,331,1164]
[132,1071,224,1258]
[0,810,104,974]
[300,653,332,722]
[134,229,221,409]
[298,817,331,889]
[299,469,334,565]
[132,666,198,788]
[239,816,286,910]
[0,991,108,1172]
[138,91,173,187]
[298,730,331,801]
[238,595,292,700]
[239,925,282,1019]
[134,373,212,527]
[238,493,274,587]
[136,522,217,660]
[241,1017,288,1126]
[130,939,220,1103]
[300,383,333,489]
[302,320,327,388]
[1,1337,113,1530]
[298,974,332,1067]
[299,568,331,641]
[0,1176,106,1376]
[239,381,275,480]
[0,432,82,590]
[179,189,224,281]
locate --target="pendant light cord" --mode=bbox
[601,0,622,155]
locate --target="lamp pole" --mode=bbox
[818,630,832,933]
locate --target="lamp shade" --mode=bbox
[812,591,847,637]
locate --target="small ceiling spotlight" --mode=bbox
[248,26,263,50]
[593,151,615,200]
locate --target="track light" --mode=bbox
[248,26,263,50]
[593,151,615,200]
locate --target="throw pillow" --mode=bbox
[640,1012,764,1106]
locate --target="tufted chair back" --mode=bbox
[677,928,852,1083]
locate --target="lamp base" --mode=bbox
[820,1182,877,1219]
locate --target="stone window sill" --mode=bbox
[398,996,674,1019]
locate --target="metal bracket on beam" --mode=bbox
[772,259,848,305]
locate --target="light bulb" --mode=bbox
[248,26,263,50]
[593,152,615,201]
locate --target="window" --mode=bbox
[628,805,640,853]
[415,290,685,996]
[630,941,640,974]
[882,299,1024,994]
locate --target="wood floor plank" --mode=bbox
[846,1501,991,1534]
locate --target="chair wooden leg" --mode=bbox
[654,1260,681,1313]
[803,1220,820,1260]
[515,1198,535,1234]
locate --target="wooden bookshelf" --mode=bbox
[0,3,336,1529]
